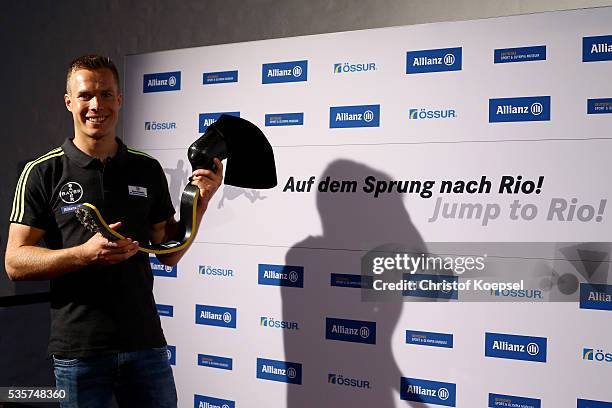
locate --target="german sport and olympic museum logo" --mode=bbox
[583,35,612,62]
[325,317,376,345]
[485,332,547,362]
[262,60,308,84]
[489,96,550,123]
[577,398,612,407]
[406,47,462,74]
[256,358,302,385]
[494,45,546,63]
[195,305,237,328]
[143,71,181,93]
[488,393,541,408]
[329,104,380,128]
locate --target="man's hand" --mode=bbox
[78,221,139,265]
[190,158,224,211]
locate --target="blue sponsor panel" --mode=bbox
[198,354,233,370]
[262,60,308,84]
[587,98,612,114]
[488,393,541,408]
[61,204,81,214]
[203,70,238,84]
[400,377,456,407]
[199,112,240,133]
[325,317,376,345]
[489,96,550,123]
[406,47,462,74]
[329,104,380,128]
[195,305,237,328]
[578,399,612,408]
[402,274,459,300]
[330,273,373,289]
[143,71,181,93]
[194,395,235,408]
[494,46,546,63]
[265,112,304,126]
[149,256,177,277]
[156,304,174,317]
[583,35,612,62]
[580,283,612,311]
[256,358,302,385]
[167,345,176,366]
[406,330,454,348]
[258,264,304,288]
[485,332,547,362]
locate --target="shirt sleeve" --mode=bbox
[149,160,176,224]
[9,161,51,230]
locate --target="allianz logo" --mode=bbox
[583,348,612,363]
[261,365,297,378]
[150,262,175,273]
[198,402,231,408]
[147,76,178,87]
[412,54,455,67]
[335,110,375,122]
[262,269,299,282]
[492,340,540,355]
[200,310,233,323]
[590,43,612,54]
[260,317,299,330]
[331,324,370,339]
[406,385,450,400]
[334,62,376,73]
[145,121,177,130]
[267,66,303,78]
[497,102,543,116]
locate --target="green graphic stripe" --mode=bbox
[127,148,153,159]
[11,149,64,223]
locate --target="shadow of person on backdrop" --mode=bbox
[282,159,432,407]
[163,159,190,213]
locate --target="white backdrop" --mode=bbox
[124,7,612,408]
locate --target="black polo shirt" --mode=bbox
[9,138,175,358]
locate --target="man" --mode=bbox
[5,55,222,407]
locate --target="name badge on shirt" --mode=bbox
[128,185,148,198]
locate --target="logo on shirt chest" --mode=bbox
[128,185,148,198]
[59,182,84,204]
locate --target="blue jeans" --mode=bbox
[53,347,177,408]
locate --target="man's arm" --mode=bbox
[153,159,223,266]
[5,222,140,281]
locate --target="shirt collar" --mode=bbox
[62,137,128,168]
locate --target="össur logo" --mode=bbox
[406,47,462,74]
[260,316,299,330]
[409,108,457,120]
[258,264,304,288]
[198,354,233,370]
[583,347,612,364]
[256,358,302,385]
[194,394,235,408]
[329,104,380,128]
[195,305,237,328]
[577,398,612,408]
[166,345,176,365]
[580,283,612,311]
[485,332,547,363]
[150,256,177,278]
[489,96,551,123]
[145,121,177,131]
[494,45,546,63]
[325,317,376,345]
[328,373,371,390]
[333,62,377,74]
[156,304,174,317]
[143,71,181,93]
[488,393,541,408]
[262,60,308,84]
[583,35,612,62]
[59,182,83,204]
[199,265,234,278]
[401,377,456,407]
[198,112,240,133]
[203,70,238,85]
